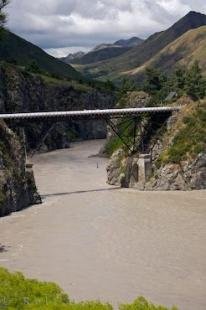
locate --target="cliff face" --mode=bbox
[0,64,114,151]
[0,121,41,217]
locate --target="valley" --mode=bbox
[0,4,206,310]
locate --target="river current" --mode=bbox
[0,140,206,309]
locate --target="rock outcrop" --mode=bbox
[0,121,41,217]
[145,152,206,190]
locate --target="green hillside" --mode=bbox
[75,11,206,81]
[126,26,206,79]
[0,30,81,80]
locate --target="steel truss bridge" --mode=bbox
[0,106,181,155]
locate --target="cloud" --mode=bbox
[5,0,206,57]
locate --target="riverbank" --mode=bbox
[0,140,206,310]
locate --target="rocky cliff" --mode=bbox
[106,94,206,190]
[0,63,114,151]
[0,121,41,217]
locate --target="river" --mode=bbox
[0,140,206,310]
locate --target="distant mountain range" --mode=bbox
[1,11,206,85]
[60,37,143,65]
[69,11,206,81]
[0,30,81,80]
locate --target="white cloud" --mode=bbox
[5,0,206,57]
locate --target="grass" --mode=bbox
[160,100,206,163]
[0,268,178,310]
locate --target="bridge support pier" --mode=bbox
[138,154,152,183]
[136,154,152,188]
[127,154,152,190]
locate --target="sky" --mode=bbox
[5,0,206,57]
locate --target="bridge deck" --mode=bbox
[0,107,180,121]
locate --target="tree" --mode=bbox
[117,78,136,99]
[26,61,42,74]
[173,66,187,90]
[143,67,166,95]
[0,0,9,29]
[185,61,206,100]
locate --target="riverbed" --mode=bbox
[0,140,206,310]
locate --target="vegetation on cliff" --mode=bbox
[158,100,206,164]
[0,267,178,310]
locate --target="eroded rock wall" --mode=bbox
[0,121,41,217]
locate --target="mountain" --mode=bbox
[93,37,143,51]
[114,37,143,47]
[61,36,143,65]
[125,25,206,79]
[69,46,131,65]
[75,11,206,80]
[0,30,81,80]
[60,51,85,64]
[92,43,119,52]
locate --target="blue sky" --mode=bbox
[6,0,206,57]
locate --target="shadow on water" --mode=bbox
[0,244,9,253]
[42,187,121,199]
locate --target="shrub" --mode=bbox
[161,101,206,164]
[120,297,178,310]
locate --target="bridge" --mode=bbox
[0,106,180,121]
[1,106,181,157]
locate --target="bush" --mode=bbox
[120,297,178,310]
[25,61,42,74]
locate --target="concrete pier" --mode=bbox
[138,153,152,184]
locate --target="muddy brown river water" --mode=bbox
[0,140,206,309]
